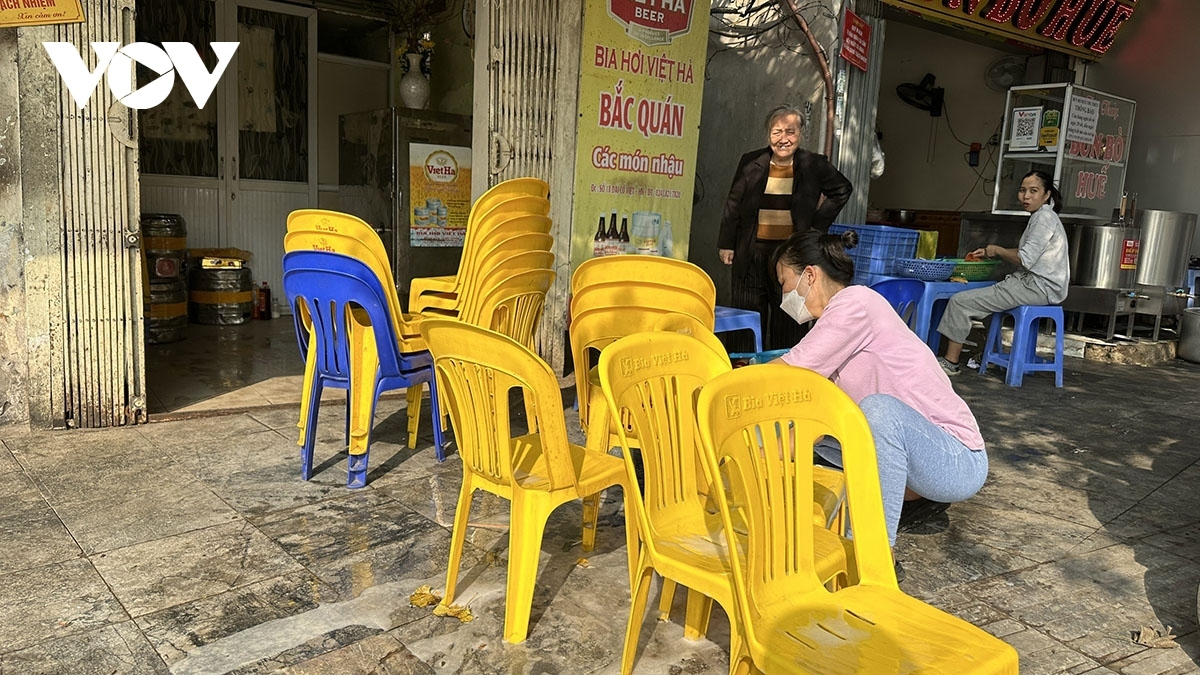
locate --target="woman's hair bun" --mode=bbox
[839,229,858,250]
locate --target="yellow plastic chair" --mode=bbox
[459,267,555,344]
[411,216,552,314]
[599,333,850,674]
[651,313,731,367]
[571,255,717,302]
[422,239,554,318]
[569,257,717,454]
[409,192,550,303]
[696,365,1019,674]
[419,318,635,644]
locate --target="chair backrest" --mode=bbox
[869,279,924,329]
[282,250,409,381]
[283,229,409,333]
[419,318,577,491]
[598,331,732,551]
[460,267,556,348]
[571,281,716,326]
[652,313,731,367]
[572,256,716,304]
[469,177,549,222]
[696,364,896,629]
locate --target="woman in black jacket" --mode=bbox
[717,105,852,351]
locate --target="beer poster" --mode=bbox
[409,143,472,247]
[570,0,711,265]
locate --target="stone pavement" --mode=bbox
[1,355,1198,674]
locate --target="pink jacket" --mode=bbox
[780,285,985,450]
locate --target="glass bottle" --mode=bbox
[605,212,620,256]
[592,214,607,257]
[619,214,631,254]
[658,220,673,257]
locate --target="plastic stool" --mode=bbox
[714,305,762,353]
[979,305,1064,387]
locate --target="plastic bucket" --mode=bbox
[1178,308,1200,363]
[189,267,253,325]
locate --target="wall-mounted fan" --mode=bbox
[985,56,1027,91]
[896,73,944,117]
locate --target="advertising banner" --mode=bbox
[571,0,711,265]
[0,0,83,28]
[409,143,472,247]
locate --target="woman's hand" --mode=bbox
[719,249,734,265]
[969,247,989,260]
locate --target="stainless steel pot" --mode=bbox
[1133,209,1197,288]
[1179,308,1200,363]
[1069,223,1140,289]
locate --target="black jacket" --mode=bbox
[718,147,853,277]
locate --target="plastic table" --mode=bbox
[713,305,763,353]
[911,279,996,351]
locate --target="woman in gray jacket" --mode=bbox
[937,170,1069,375]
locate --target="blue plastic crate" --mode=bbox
[828,224,919,285]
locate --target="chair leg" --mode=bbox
[300,380,323,480]
[1007,314,1029,387]
[683,590,713,640]
[620,550,655,675]
[346,324,379,489]
[581,491,600,552]
[427,374,446,460]
[405,385,422,450]
[443,477,474,605]
[503,494,552,644]
[658,578,677,621]
[297,330,317,447]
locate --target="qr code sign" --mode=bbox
[1012,108,1041,148]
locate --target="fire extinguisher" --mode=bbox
[256,281,272,320]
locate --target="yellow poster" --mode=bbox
[0,0,83,27]
[409,143,472,247]
[571,0,711,265]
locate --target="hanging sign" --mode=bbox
[840,10,871,72]
[409,143,472,247]
[878,0,1137,60]
[570,0,712,265]
[0,0,83,27]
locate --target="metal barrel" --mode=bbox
[189,267,253,325]
[141,213,188,282]
[145,278,188,344]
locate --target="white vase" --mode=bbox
[400,53,430,110]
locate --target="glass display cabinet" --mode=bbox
[993,83,1135,220]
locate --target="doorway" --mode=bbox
[135,0,390,416]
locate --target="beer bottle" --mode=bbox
[619,215,631,255]
[592,214,607,257]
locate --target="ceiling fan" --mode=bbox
[896,73,944,117]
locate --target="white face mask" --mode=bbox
[780,288,814,325]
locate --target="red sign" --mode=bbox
[840,10,871,72]
[1120,239,1139,270]
[878,0,1136,60]
[608,0,696,46]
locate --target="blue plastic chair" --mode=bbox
[869,278,925,331]
[283,250,445,487]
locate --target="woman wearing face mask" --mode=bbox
[936,170,1069,375]
[717,105,853,351]
[771,229,989,560]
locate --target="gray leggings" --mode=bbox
[937,272,1053,344]
[815,394,988,546]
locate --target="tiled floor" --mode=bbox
[4,336,1200,673]
[145,317,337,417]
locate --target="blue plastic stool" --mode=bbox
[714,305,762,353]
[979,305,1064,387]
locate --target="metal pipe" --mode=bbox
[779,0,835,156]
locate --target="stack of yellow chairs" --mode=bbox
[599,331,853,674]
[284,210,440,466]
[696,365,1019,674]
[409,178,550,318]
[419,319,635,645]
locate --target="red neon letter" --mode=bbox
[1039,0,1088,40]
